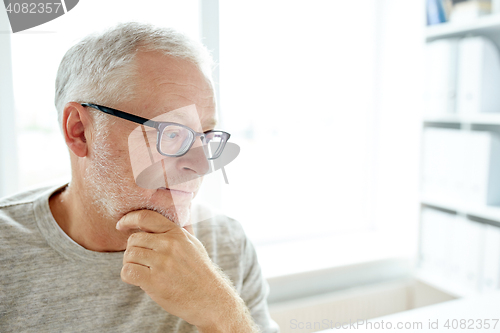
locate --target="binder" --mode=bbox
[422,128,500,206]
[464,131,500,206]
[424,39,459,116]
[420,207,455,277]
[422,128,465,201]
[450,216,485,294]
[427,0,448,25]
[450,0,492,23]
[481,224,500,292]
[456,36,500,115]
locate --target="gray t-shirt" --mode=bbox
[0,183,279,333]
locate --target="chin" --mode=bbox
[142,190,192,226]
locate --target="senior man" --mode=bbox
[0,22,279,333]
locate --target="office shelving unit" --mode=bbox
[426,13,500,43]
[419,14,500,298]
[423,113,500,125]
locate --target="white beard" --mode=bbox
[82,130,191,227]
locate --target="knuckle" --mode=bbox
[167,237,183,254]
[125,247,144,260]
[124,247,135,258]
[126,235,135,246]
[121,263,136,283]
[127,232,142,245]
[121,263,149,287]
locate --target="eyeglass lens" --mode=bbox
[158,125,193,156]
[159,125,225,158]
[204,132,225,159]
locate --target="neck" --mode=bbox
[49,181,129,252]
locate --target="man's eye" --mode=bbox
[164,130,183,140]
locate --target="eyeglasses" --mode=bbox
[81,103,230,160]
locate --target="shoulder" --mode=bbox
[192,202,247,245]
[191,202,250,265]
[0,187,42,229]
[0,183,67,234]
[0,185,54,209]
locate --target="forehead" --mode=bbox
[129,51,216,127]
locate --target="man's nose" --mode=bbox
[179,138,210,175]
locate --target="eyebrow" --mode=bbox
[204,118,218,130]
[158,105,218,129]
[137,115,217,132]
[159,112,218,131]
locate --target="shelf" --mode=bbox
[423,113,500,125]
[426,13,500,42]
[421,194,500,223]
[420,13,500,306]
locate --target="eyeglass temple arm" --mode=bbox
[81,103,159,129]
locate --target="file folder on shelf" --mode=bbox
[422,128,500,206]
[457,36,500,115]
[424,39,459,116]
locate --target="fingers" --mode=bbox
[123,245,155,267]
[121,262,150,287]
[116,210,179,234]
[126,232,156,250]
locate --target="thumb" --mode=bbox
[116,210,178,233]
[183,224,194,236]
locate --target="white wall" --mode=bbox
[0,8,18,198]
[370,0,425,242]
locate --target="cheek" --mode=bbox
[127,128,168,183]
[109,135,139,176]
[131,155,183,189]
[157,159,178,182]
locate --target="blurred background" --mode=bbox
[1,0,500,332]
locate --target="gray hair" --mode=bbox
[54,22,215,128]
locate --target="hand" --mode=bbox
[116,210,258,332]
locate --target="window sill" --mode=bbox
[257,230,417,303]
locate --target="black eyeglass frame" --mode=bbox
[81,103,230,160]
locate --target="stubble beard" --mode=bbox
[83,135,191,226]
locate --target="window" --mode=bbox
[217,0,423,276]
[219,1,375,244]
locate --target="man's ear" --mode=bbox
[62,102,92,158]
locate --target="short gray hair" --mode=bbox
[54,22,215,128]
